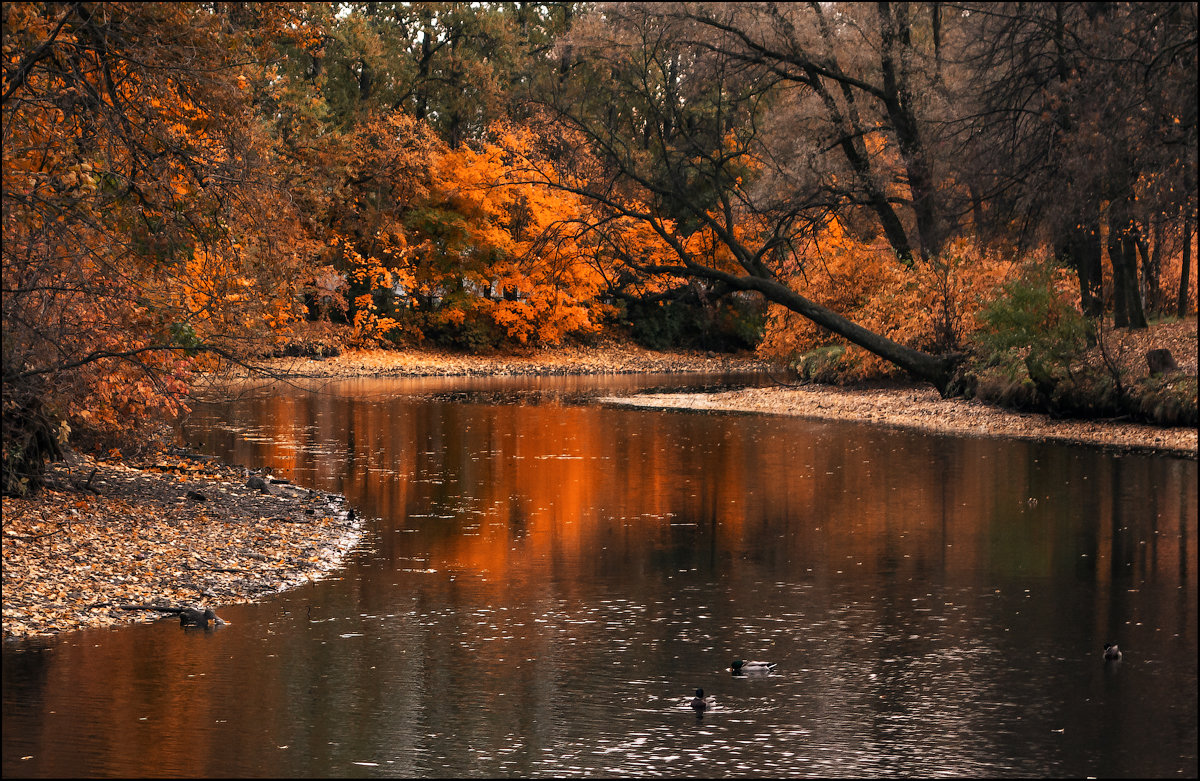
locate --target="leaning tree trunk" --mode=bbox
[731,274,961,395]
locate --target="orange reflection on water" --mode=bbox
[217,385,1196,597]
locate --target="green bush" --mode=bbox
[969,262,1100,414]
[968,262,1197,425]
[790,345,848,384]
[974,263,1091,392]
[1135,373,1198,427]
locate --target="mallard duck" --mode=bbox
[1103,643,1122,661]
[730,659,777,674]
[690,688,716,712]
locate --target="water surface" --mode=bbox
[4,373,1196,777]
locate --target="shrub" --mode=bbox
[973,261,1092,396]
[626,287,765,352]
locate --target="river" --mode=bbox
[3,373,1196,777]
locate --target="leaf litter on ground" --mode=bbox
[2,449,362,639]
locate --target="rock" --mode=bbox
[245,476,272,494]
[1147,349,1178,375]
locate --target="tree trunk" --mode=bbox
[415,28,433,120]
[1064,214,1103,317]
[877,2,943,259]
[731,274,961,395]
[1107,201,1148,328]
[1180,217,1194,318]
[1120,235,1148,329]
[1138,220,1162,315]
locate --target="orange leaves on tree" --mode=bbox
[759,227,1018,380]
[3,2,308,458]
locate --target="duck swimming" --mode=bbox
[691,688,716,712]
[1103,643,1122,661]
[730,659,777,674]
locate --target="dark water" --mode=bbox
[4,373,1197,778]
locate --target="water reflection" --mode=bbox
[3,373,1196,778]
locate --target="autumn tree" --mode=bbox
[528,2,964,391]
[258,3,618,350]
[2,2,309,493]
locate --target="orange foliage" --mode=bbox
[316,120,618,348]
[2,2,309,452]
[759,226,1017,379]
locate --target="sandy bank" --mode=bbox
[602,384,1197,458]
[206,343,773,381]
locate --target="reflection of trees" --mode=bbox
[195,388,1196,593]
[13,387,1198,775]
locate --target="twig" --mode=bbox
[766,368,811,388]
[189,555,250,573]
[118,604,182,613]
[187,563,250,573]
[3,524,67,541]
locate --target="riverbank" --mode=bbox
[205,341,774,381]
[2,449,362,639]
[208,338,1197,458]
[601,383,1197,458]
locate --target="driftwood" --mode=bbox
[76,467,100,495]
[118,604,227,627]
[37,466,100,496]
[188,555,251,573]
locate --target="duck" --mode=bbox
[1103,643,1122,661]
[730,659,777,674]
[690,688,716,712]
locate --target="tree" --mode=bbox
[530,3,963,391]
[2,2,307,492]
[671,2,960,264]
[303,2,576,147]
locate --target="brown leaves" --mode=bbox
[2,453,362,639]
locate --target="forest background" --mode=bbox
[3,1,1197,495]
